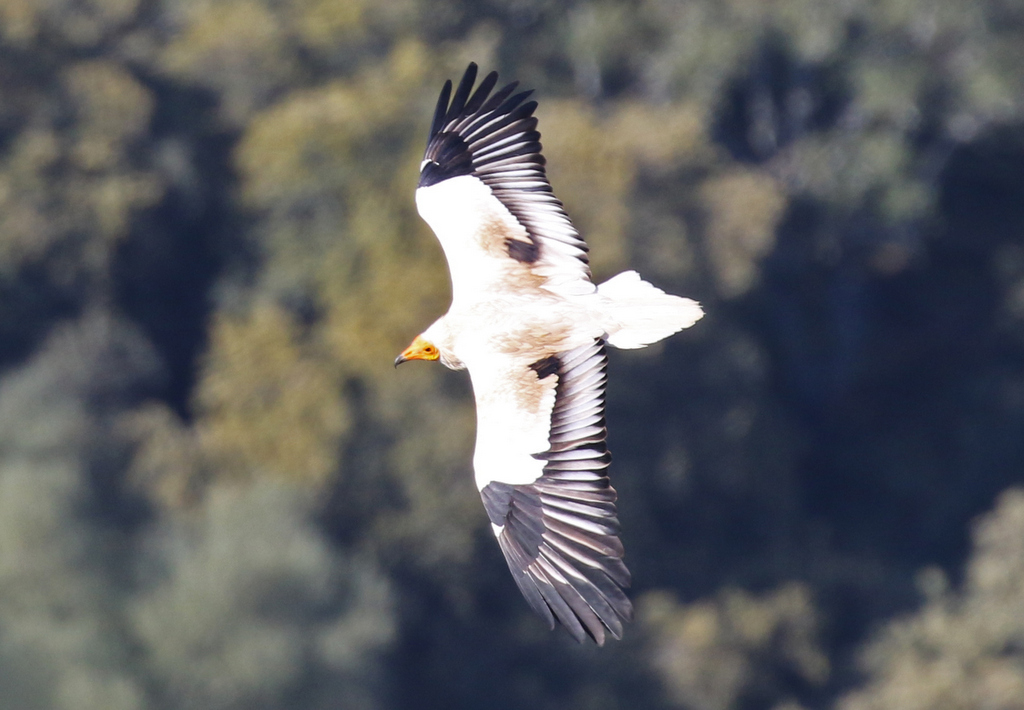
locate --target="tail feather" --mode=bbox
[597,271,703,349]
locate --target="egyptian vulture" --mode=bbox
[396,64,703,644]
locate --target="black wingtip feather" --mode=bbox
[499,535,556,629]
[445,63,478,126]
[479,81,519,115]
[463,70,499,117]
[497,90,535,116]
[533,561,589,643]
[429,79,452,139]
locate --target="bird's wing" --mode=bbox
[415,63,595,305]
[470,338,632,645]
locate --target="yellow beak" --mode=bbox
[395,335,440,367]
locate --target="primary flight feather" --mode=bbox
[396,63,703,645]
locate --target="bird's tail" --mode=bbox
[597,271,703,349]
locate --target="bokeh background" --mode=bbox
[2,0,1024,708]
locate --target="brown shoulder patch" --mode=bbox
[509,361,558,416]
[491,320,572,361]
[477,215,547,291]
[478,215,521,257]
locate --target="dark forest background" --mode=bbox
[2,0,1024,708]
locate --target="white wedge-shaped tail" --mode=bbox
[598,271,704,349]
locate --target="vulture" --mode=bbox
[395,63,703,644]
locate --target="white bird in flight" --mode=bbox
[396,63,703,644]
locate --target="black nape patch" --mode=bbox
[507,238,540,263]
[529,355,560,380]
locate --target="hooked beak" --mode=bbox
[395,335,439,368]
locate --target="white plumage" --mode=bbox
[396,64,703,644]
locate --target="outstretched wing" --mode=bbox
[415,63,595,306]
[472,339,633,645]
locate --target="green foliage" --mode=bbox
[160,0,301,124]
[196,303,349,485]
[0,0,140,46]
[0,65,161,256]
[700,169,787,296]
[0,315,153,710]
[2,0,1024,707]
[131,481,394,710]
[640,584,827,710]
[0,315,393,709]
[838,489,1024,710]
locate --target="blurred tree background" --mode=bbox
[1,0,1024,707]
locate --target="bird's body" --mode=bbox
[397,64,703,644]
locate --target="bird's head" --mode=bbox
[394,334,440,367]
[395,319,465,370]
